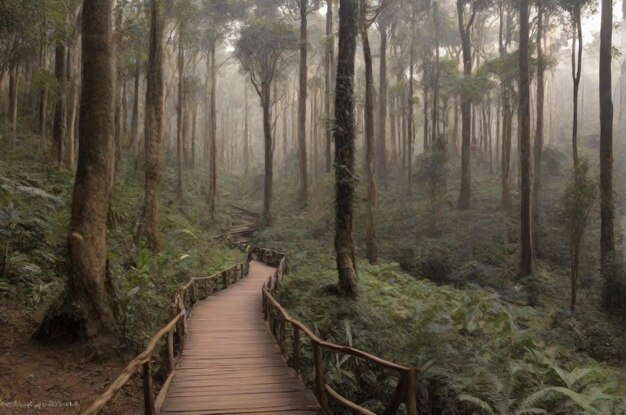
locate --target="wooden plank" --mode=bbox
[161,261,320,415]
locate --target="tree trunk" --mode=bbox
[53,44,66,165]
[140,0,164,252]
[209,41,217,219]
[244,86,250,176]
[571,8,582,167]
[262,85,273,227]
[431,1,440,149]
[407,5,416,190]
[325,0,334,174]
[389,92,397,164]
[499,6,512,211]
[377,24,387,182]
[334,0,358,296]
[66,24,81,168]
[176,28,185,198]
[129,59,140,151]
[457,0,473,210]
[38,24,49,151]
[68,0,117,341]
[599,0,618,310]
[518,0,534,276]
[360,0,378,265]
[533,1,545,256]
[298,0,308,206]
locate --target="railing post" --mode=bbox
[279,315,286,355]
[268,303,275,334]
[190,282,197,305]
[312,340,329,412]
[142,361,156,415]
[406,367,417,415]
[262,291,267,319]
[383,372,408,415]
[292,323,300,373]
[167,329,175,373]
[222,271,228,288]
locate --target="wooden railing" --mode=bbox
[81,262,247,415]
[253,247,419,415]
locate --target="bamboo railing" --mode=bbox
[81,262,247,415]
[253,247,419,415]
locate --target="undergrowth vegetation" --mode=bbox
[0,135,240,351]
[254,145,626,414]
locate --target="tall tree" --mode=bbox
[518,0,534,276]
[360,0,378,264]
[456,0,477,209]
[200,0,250,219]
[236,19,298,226]
[407,0,417,190]
[334,0,359,295]
[293,1,319,205]
[533,0,545,254]
[559,0,585,166]
[377,7,392,183]
[599,0,618,310]
[52,41,66,166]
[67,0,117,340]
[176,22,185,198]
[140,0,164,252]
[325,0,335,174]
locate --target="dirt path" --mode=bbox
[0,299,142,415]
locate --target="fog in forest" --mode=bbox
[1,0,626,414]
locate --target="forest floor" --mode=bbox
[0,299,143,415]
[250,143,626,414]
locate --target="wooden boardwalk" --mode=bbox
[160,261,320,415]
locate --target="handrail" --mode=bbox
[82,261,246,415]
[253,246,419,415]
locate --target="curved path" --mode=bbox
[160,261,320,415]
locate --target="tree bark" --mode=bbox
[68,0,116,340]
[377,23,387,182]
[518,0,534,276]
[129,59,140,151]
[431,1,440,149]
[407,5,416,190]
[38,23,49,151]
[457,0,474,210]
[176,27,185,198]
[208,40,217,219]
[499,5,512,211]
[262,84,274,227]
[325,0,334,174]
[140,0,164,252]
[599,0,618,310]
[53,44,66,165]
[360,0,378,265]
[571,8,582,167]
[298,0,309,206]
[533,1,545,255]
[334,0,358,296]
